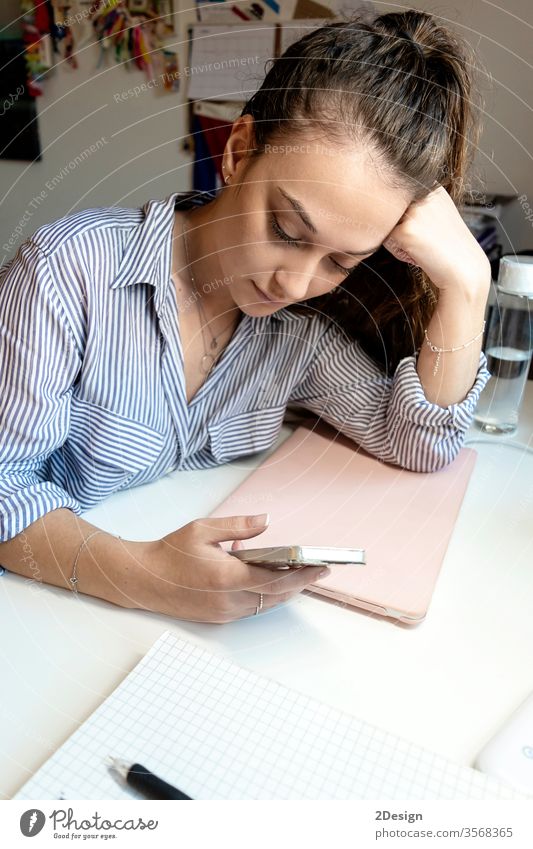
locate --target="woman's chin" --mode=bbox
[246,280,290,310]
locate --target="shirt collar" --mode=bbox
[109,191,305,324]
[110,190,224,316]
[269,307,302,323]
[110,192,179,302]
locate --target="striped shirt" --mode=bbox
[0,189,490,543]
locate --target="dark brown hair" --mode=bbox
[238,9,482,374]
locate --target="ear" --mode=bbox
[223,114,257,178]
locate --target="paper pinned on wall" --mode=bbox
[279,16,333,52]
[194,0,353,24]
[196,0,299,23]
[187,3,376,101]
[327,0,374,19]
[187,24,276,101]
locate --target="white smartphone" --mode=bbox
[230,545,366,570]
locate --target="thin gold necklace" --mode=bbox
[181,216,239,375]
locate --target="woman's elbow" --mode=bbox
[394,431,466,473]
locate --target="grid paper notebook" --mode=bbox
[15,631,525,800]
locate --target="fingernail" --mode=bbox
[318,568,330,579]
[251,513,269,527]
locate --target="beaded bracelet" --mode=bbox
[424,321,486,376]
[69,529,121,594]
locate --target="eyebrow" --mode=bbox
[276,186,382,256]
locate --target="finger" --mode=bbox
[246,590,296,617]
[243,578,327,617]
[190,514,270,544]
[258,565,331,594]
[225,587,305,620]
[221,556,331,593]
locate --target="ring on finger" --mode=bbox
[255,592,264,615]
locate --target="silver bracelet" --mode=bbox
[423,321,486,376]
[69,530,121,594]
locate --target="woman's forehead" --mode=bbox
[244,149,411,249]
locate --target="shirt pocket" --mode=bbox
[207,405,287,464]
[65,394,166,495]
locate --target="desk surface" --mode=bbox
[2,387,533,800]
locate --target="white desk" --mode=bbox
[2,386,533,800]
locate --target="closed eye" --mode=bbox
[269,214,358,275]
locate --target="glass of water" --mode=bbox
[474,257,533,435]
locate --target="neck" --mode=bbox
[179,202,239,322]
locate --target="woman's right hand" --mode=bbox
[130,514,330,623]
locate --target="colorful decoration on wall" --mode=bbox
[18,0,178,95]
[20,0,55,96]
[49,1,88,70]
[89,0,174,73]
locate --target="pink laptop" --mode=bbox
[209,421,478,624]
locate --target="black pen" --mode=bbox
[106,756,193,800]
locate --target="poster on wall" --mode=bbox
[0,37,42,161]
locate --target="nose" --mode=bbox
[273,261,316,302]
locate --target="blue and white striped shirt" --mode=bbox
[0,190,490,542]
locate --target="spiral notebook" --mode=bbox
[210,422,478,623]
[14,631,525,800]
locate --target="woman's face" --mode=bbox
[191,116,412,317]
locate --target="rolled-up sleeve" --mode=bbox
[287,320,491,472]
[0,239,83,542]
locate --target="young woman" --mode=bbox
[0,10,491,623]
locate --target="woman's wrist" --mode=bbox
[417,271,489,406]
[75,532,150,609]
[117,537,184,615]
[432,255,491,302]
[430,266,490,333]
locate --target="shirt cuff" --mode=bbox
[391,350,491,432]
[0,481,82,543]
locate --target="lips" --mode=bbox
[252,281,288,305]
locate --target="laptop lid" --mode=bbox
[209,421,477,624]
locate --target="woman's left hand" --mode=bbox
[383,185,491,294]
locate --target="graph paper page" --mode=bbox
[15,631,526,800]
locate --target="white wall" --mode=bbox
[0,0,198,264]
[373,0,533,252]
[1,0,532,262]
